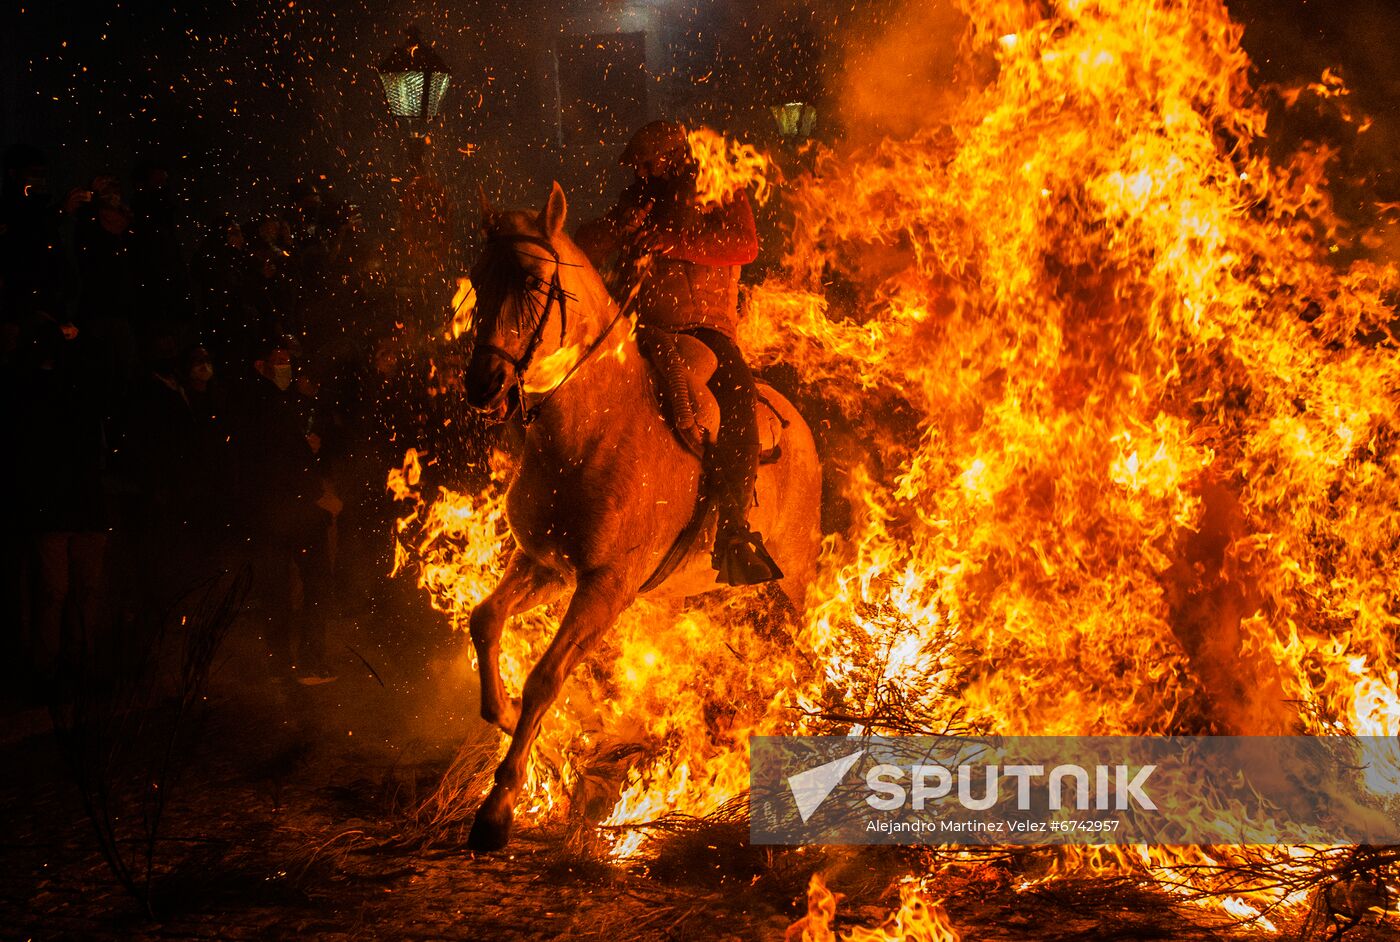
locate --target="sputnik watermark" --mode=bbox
[787,752,1156,823]
[751,736,1400,845]
[861,762,1156,811]
[787,749,865,823]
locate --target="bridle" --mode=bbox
[472,233,569,397]
[471,230,636,426]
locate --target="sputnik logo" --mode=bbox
[787,749,865,823]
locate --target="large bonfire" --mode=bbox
[390,0,1400,932]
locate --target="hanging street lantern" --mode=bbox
[771,101,817,142]
[377,28,453,122]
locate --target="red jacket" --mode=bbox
[652,186,758,267]
[576,177,758,337]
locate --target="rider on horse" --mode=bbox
[575,120,782,587]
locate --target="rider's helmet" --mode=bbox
[620,120,692,179]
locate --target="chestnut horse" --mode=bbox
[461,183,821,851]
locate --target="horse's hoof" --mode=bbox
[467,795,513,853]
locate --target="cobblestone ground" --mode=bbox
[1,602,1396,941]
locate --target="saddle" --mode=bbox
[635,325,786,463]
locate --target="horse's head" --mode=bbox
[464,182,606,417]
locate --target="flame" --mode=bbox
[786,873,839,942]
[1220,895,1276,933]
[393,0,1400,926]
[520,343,583,394]
[687,127,776,208]
[386,448,421,505]
[787,875,962,942]
[448,276,475,340]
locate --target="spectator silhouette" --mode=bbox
[247,214,298,344]
[234,335,336,684]
[74,174,140,405]
[121,332,199,616]
[15,319,110,690]
[183,343,233,537]
[194,215,257,363]
[0,144,71,342]
[130,160,193,334]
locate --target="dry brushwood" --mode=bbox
[400,729,501,846]
[49,567,249,917]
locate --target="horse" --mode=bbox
[460,182,821,851]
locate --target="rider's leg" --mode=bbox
[688,327,758,527]
[684,327,782,585]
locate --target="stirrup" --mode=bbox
[713,528,784,586]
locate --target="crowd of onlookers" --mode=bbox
[0,142,489,693]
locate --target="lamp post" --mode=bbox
[376,27,453,126]
[771,100,817,142]
[375,29,457,330]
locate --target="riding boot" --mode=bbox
[712,520,784,586]
[683,326,784,587]
[710,464,783,586]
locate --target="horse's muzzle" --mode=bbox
[465,350,511,415]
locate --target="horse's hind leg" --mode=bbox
[468,568,631,852]
[469,550,565,735]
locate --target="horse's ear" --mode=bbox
[542,181,567,239]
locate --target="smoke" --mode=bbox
[1232,0,1400,262]
[829,0,967,142]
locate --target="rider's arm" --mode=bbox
[574,181,653,267]
[573,214,622,268]
[667,190,759,267]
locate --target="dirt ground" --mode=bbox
[1,590,1396,942]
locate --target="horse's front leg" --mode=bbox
[469,550,566,735]
[468,568,631,852]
